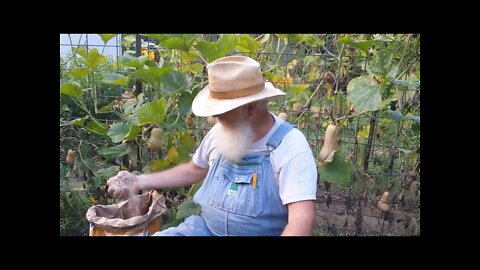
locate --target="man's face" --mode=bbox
[214,106,247,129]
[213,105,254,163]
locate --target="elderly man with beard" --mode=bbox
[107,56,318,236]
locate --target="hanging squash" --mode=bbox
[318,124,338,163]
[65,149,76,164]
[147,128,164,152]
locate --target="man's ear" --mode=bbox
[246,102,257,118]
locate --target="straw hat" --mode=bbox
[192,56,285,117]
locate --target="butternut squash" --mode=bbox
[147,128,164,152]
[319,124,338,163]
[66,149,76,164]
[377,191,390,212]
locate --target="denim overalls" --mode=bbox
[153,122,294,236]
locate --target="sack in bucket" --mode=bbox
[86,190,166,236]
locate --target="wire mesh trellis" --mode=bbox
[60,33,420,236]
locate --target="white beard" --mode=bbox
[214,119,255,163]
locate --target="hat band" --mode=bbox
[209,82,265,99]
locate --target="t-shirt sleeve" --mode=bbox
[273,129,318,205]
[278,151,318,204]
[192,125,216,169]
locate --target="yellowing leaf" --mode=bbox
[339,119,348,127]
[324,84,333,96]
[357,126,370,139]
[167,147,179,163]
[322,120,332,128]
[278,73,293,88]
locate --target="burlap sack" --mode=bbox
[86,190,166,236]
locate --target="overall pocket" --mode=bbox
[207,163,263,217]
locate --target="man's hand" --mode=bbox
[107,170,140,199]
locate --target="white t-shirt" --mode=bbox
[192,113,318,205]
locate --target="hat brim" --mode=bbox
[191,82,286,117]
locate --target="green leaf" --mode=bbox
[406,115,420,123]
[143,34,167,43]
[107,122,130,143]
[286,84,309,101]
[120,54,148,68]
[379,93,397,110]
[411,121,420,135]
[60,83,83,99]
[178,94,193,116]
[123,124,141,142]
[61,116,88,127]
[77,145,96,172]
[319,150,352,188]
[60,104,69,115]
[162,71,188,93]
[195,40,217,62]
[98,34,117,44]
[287,34,303,44]
[217,34,237,55]
[391,79,420,90]
[122,35,136,44]
[275,34,302,44]
[338,36,374,53]
[67,68,92,79]
[367,50,398,79]
[387,110,406,122]
[357,139,367,169]
[236,34,260,53]
[75,48,89,58]
[187,63,204,74]
[301,34,324,47]
[122,98,138,115]
[347,75,382,112]
[388,64,399,79]
[95,166,119,180]
[149,159,170,172]
[161,37,194,51]
[188,181,203,198]
[86,119,108,135]
[135,67,173,90]
[102,72,129,86]
[136,93,145,108]
[82,48,107,69]
[87,176,103,188]
[99,144,132,160]
[177,133,196,158]
[98,103,114,113]
[60,162,70,183]
[137,98,166,125]
[195,34,236,62]
[176,199,202,220]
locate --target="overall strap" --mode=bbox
[266,122,294,150]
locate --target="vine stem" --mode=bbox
[293,82,323,123]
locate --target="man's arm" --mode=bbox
[281,200,316,236]
[137,160,209,191]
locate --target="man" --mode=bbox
[107,56,317,236]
